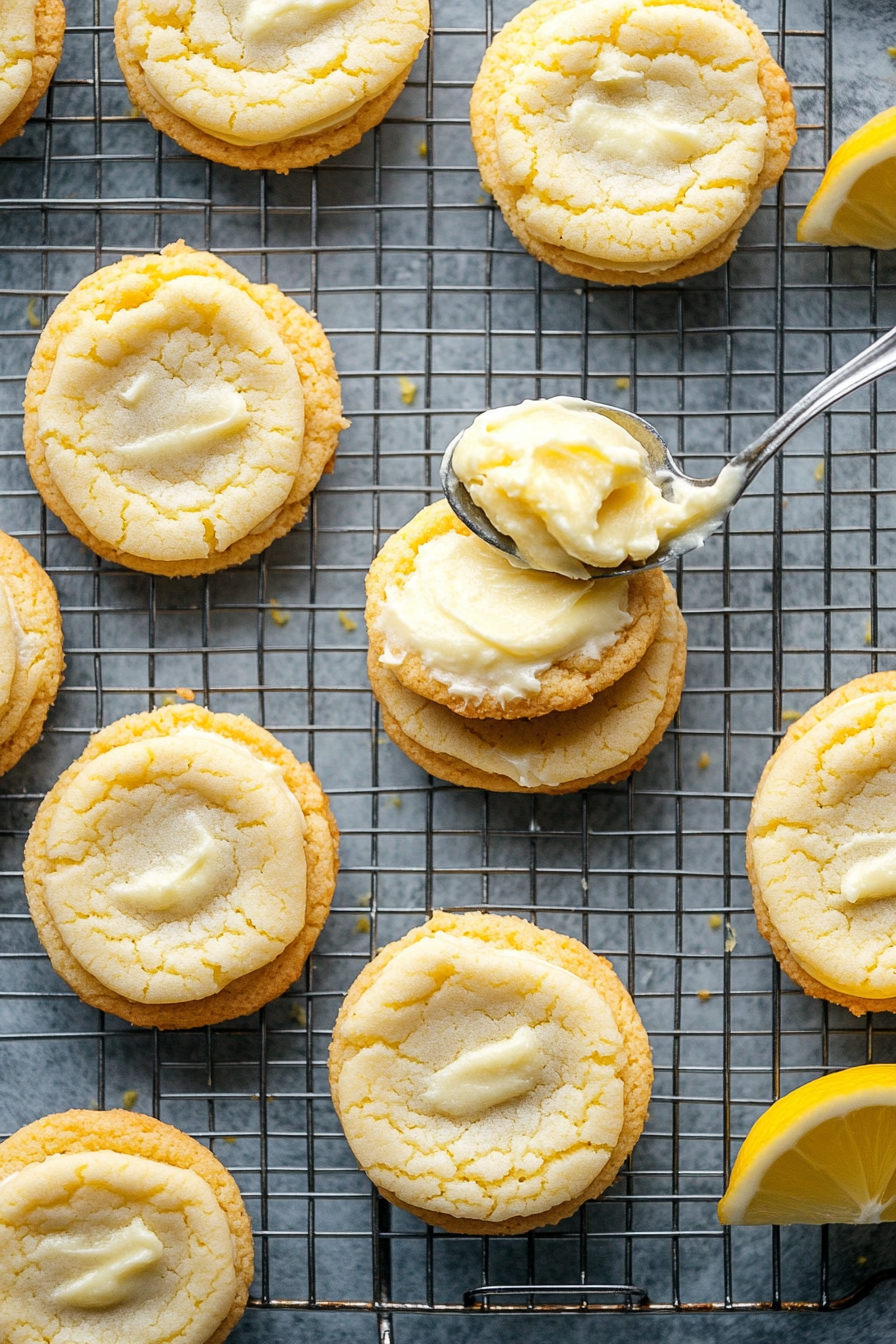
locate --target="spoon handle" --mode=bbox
[730,324,896,481]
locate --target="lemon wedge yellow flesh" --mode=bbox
[718,1064,896,1225]
[798,106,896,249]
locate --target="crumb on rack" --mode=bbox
[26,298,40,329]
[781,708,802,723]
[864,620,873,645]
[338,609,358,631]
[888,47,896,57]
[128,102,143,118]
[290,1003,307,1027]
[697,751,710,770]
[708,913,722,930]
[378,733,388,745]
[224,1135,236,1144]
[355,915,371,934]
[814,461,825,482]
[175,686,195,701]
[357,892,372,907]
[160,694,175,707]
[269,598,290,627]
[417,139,428,157]
[696,989,712,1002]
[121,1090,138,1111]
[398,376,417,405]
[615,376,630,390]
[724,922,737,953]
[390,795,403,808]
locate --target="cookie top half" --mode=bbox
[117,0,429,147]
[24,242,344,576]
[472,0,796,279]
[329,911,652,1232]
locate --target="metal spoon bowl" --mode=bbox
[441,324,896,580]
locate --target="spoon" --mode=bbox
[440,323,896,580]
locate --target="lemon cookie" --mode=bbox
[471,0,796,286]
[115,0,429,173]
[0,0,65,150]
[366,499,666,719]
[0,1108,252,1344]
[24,241,347,577]
[330,910,652,1233]
[0,529,64,778]
[24,702,339,1028]
[372,572,685,792]
[747,672,896,1017]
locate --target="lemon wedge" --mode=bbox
[718,1064,896,1225]
[797,106,896,249]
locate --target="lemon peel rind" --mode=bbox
[23,703,339,1029]
[0,0,65,150]
[329,910,653,1235]
[796,105,896,246]
[718,1064,896,1225]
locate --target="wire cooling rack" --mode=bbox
[1,0,896,1333]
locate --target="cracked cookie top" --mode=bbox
[37,712,308,1005]
[0,0,35,126]
[117,0,429,146]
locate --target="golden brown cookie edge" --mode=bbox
[0,0,66,149]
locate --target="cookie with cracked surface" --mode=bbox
[24,702,339,1028]
[114,0,429,172]
[747,672,896,1018]
[470,0,796,286]
[0,529,64,778]
[371,571,685,792]
[329,909,652,1234]
[0,1108,253,1344]
[366,499,667,719]
[0,0,65,150]
[24,241,347,577]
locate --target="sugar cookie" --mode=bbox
[470,0,796,285]
[115,0,429,172]
[748,673,896,1017]
[0,0,65,150]
[0,1108,252,1344]
[0,529,64,778]
[24,241,346,577]
[329,910,652,1234]
[366,499,666,719]
[371,571,685,791]
[24,703,339,1028]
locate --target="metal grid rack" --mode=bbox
[1,0,895,1330]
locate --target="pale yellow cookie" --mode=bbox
[115,0,429,173]
[471,0,796,286]
[372,573,685,792]
[24,703,339,1028]
[0,1109,253,1344]
[0,529,64,778]
[748,673,896,1017]
[329,910,652,1234]
[366,499,666,719]
[0,0,65,150]
[24,241,347,577]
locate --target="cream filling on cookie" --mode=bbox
[37,270,305,564]
[41,727,308,1003]
[378,585,679,786]
[376,529,632,705]
[0,0,35,128]
[335,931,626,1222]
[0,1150,236,1344]
[491,0,768,270]
[452,398,744,577]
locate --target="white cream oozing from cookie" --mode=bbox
[122,0,429,146]
[0,0,35,127]
[41,728,307,1003]
[452,398,744,576]
[36,271,305,563]
[335,931,626,1223]
[0,1150,236,1344]
[377,530,633,705]
[492,0,768,271]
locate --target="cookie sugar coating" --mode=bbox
[24,704,339,1027]
[24,243,346,577]
[472,0,796,285]
[749,677,896,1007]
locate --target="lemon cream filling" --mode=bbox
[36,270,305,563]
[376,529,633,705]
[41,727,307,1004]
[452,398,744,577]
[124,0,429,148]
[0,1,35,127]
[334,930,626,1222]
[0,1149,236,1344]
[492,0,768,270]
